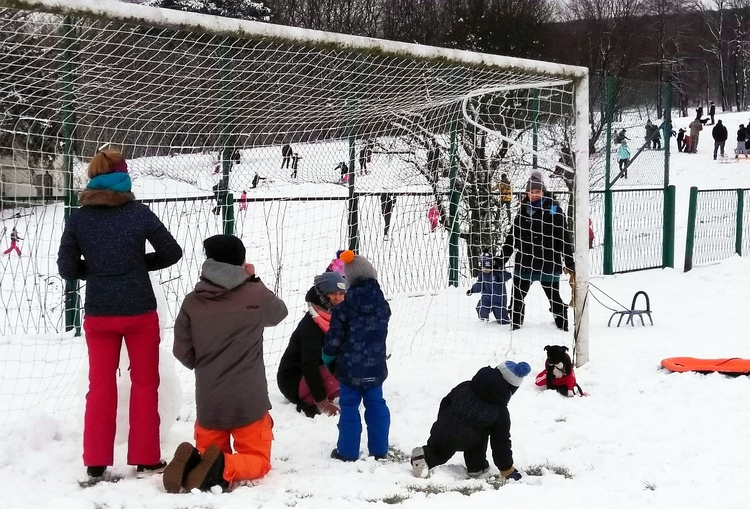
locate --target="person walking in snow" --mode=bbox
[617,140,631,178]
[736,125,748,158]
[709,101,716,125]
[3,227,22,256]
[676,128,686,152]
[410,361,530,480]
[290,153,301,179]
[688,117,704,153]
[712,120,728,160]
[166,234,288,493]
[57,148,183,480]
[281,143,293,169]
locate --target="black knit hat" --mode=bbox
[203,234,246,266]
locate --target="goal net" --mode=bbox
[0,0,589,430]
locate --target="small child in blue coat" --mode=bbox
[467,253,511,324]
[323,250,391,462]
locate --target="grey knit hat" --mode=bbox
[525,170,546,193]
[314,271,347,295]
[339,249,377,284]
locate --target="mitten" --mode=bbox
[466,289,472,296]
[501,467,522,481]
[316,399,340,416]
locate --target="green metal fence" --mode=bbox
[684,187,750,271]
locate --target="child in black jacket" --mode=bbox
[410,360,530,480]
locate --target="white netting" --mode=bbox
[0,0,587,430]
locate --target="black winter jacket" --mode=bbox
[57,189,182,316]
[427,366,516,471]
[502,195,574,278]
[277,287,330,405]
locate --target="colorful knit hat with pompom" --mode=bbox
[339,249,377,284]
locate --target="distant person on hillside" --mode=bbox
[252,172,266,189]
[676,128,686,152]
[336,161,349,183]
[499,173,512,224]
[617,140,631,179]
[359,144,373,174]
[239,190,247,212]
[281,143,293,169]
[709,101,716,125]
[3,227,22,256]
[427,205,440,232]
[683,134,692,153]
[290,153,302,179]
[613,129,629,145]
[711,120,728,160]
[380,193,396,239]
[689,117,704,153]
[737,125,749,158]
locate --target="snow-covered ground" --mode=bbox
[1,111,749,508]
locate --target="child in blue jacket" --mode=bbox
[323,250,391,461]
[467,253,512,324]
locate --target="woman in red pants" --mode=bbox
[57,148,182,479]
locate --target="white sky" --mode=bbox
[1,111,750,508]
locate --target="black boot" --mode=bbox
[554,308,569,332]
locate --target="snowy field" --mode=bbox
[1,111,750,508]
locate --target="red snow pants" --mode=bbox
[82,310,161,467]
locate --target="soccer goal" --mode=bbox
[0,0,589,430]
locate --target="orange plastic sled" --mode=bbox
[661,357,750,374]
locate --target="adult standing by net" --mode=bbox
[500,171,575,332]
[57,148,183,480]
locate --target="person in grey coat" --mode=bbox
[166,234,288,493]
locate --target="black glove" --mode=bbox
[466,289,472,296]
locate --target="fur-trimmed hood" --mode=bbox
[79,189,136,207]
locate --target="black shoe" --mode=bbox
[136,461,167,478]
[330,448,357,462]
[184,444,227,492]
[87,466,106,478]
[511,324,521,331]
[163,442,202,494]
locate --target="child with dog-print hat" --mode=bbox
[410,360,530,480]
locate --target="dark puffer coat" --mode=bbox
[502,195,574,279]
[323,278,390,390]
[57,189,182,316]
[427,366,516,471]
[277,287,331,407]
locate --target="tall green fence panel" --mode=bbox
[685,188,750,270]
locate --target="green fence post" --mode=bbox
[662,185,675,268]
[61,15,81,336]
[736,189,745,256]
[220,38,235,235]
[684,186,699,272]
[662,82,672,187]
[532,89,539,169]
[347,127,358,252]
[603,75,615,275]
[448,120,459,286]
